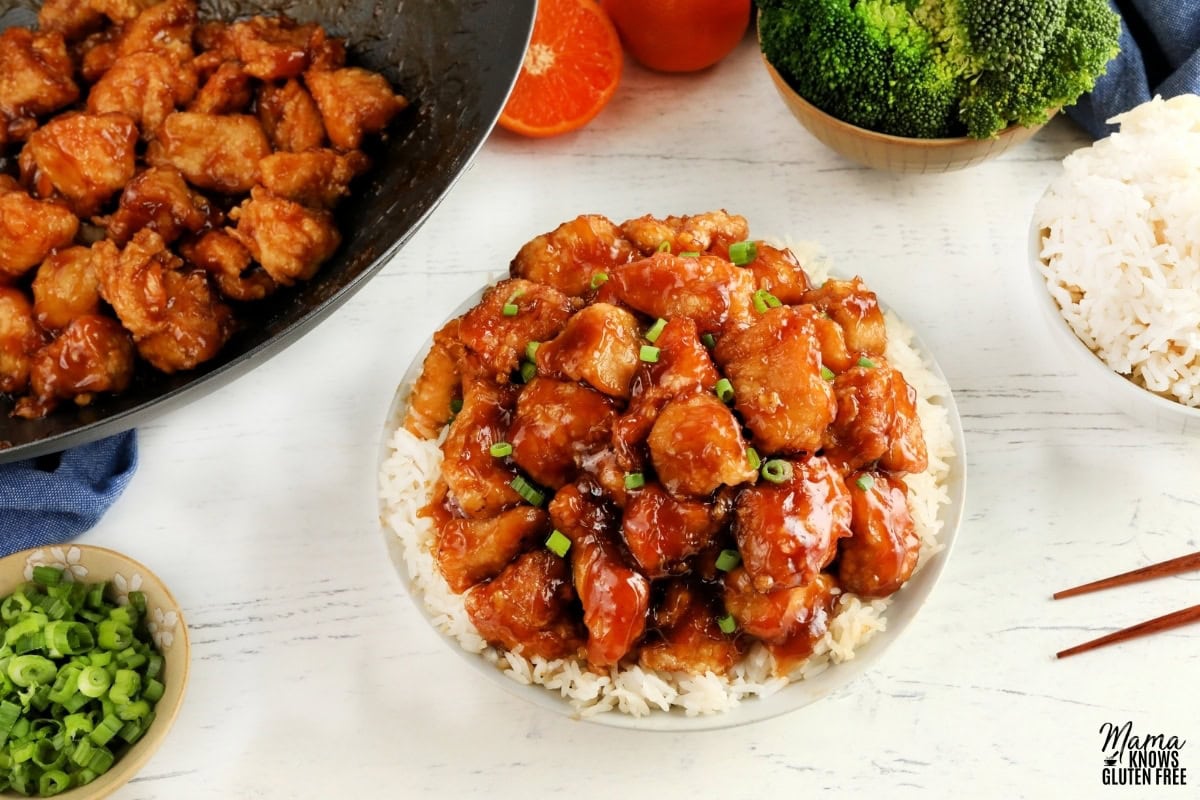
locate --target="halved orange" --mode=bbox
[498,0,623,138]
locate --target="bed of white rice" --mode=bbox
[1035,94,1200,407]
[378,248,956,718]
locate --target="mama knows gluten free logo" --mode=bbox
[1101,721,1188,787]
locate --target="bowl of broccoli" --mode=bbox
[757,0,1121,173]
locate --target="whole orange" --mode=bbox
[601,0,751,73]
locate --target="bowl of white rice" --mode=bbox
[1031,94,1200,434]
[377,246,966,731]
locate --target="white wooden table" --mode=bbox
[88,34,1200,799]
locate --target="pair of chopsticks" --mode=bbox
[1054,551,1200,658]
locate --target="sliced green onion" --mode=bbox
[96,621,133,652]
[700,333,715,349]
[77,667,111,699]
[639,345,659,363]
[86,746,114,772]
[820,365,835,381]
[519,361,537,383]
[752,291,768,314]
[510,476,545,507]
[108,670,139,706]
[69,738,92,766]
[449,398,463,414]
[715,549,741,572]
[128,591,147,617]
[714,378,734,404]
[679,251,700,258]
[624,472,645,490]
[31,567,63,588]
[502,303,519,316]
[44,622,93,656]
[8,656,55,688]
[729,240,757,266]
[0,701,20,744]
[645,318,667,343]
[590,272,608,289]
[858,357,876,368]
[525,341,540,361]
[746,447,761,470]
[88,715,121,747]
[656,240,671,253]
[38,769,70,796]
[63,713,93,742]
[717,615,737,634]
[855,474,875,491]
[761,459,793,484]
[489,442,513,458]
[142,678,164,704]
[545,530,571,558]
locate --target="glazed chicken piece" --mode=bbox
[640,581,741,675]
[733,456,852,593]
[188,62,254,114]
[148,112,271,194]
[458,278,573,380]
[714,305,835,455]
[15,316,135,419]
[256,79,327,152]
[91,0,162,24]
[77,28,121,84]
[824,362,928,474]
[600,252,758,335]
[304,67,407,151]
[613,317,719,457]
[113,0,196,62]
[508,377,617,489]
[620,211,749,258]
[509,214,637,297]
[802,277,887,357]
[464,550,584,662]
[550,483,650,668]
[227,16,335,80]
[0,28,79,138]
[440,371,522,518]
[257,150,369,209]
[435,506,549,594]
[87,51,198,139]
[620,483,727,577]
[742,243,811,304]
[0,289,43,394]
[228,187,341,285]
[97,230,233,373]
[20,112,139,218]
[179,229,276,302]
[403,319,466,440]
[839,472,919,597]
[38,0,105,41]
[812,315,854,374]
[647,393,757,498]
[723,568,837,645]
[534,302,641,399]
[31,247,102,331]
[578,446,637,509]
[0,179,79,279]
[104,166,220,246]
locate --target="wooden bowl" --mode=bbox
[760,56,1049,173]
[0,545,190,799]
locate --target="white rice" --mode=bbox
[378,248,956,718]
[1035,94,1200,406]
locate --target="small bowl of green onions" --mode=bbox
[0,545,189,798]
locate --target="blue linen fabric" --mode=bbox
[0,431,138,556]
[1068,0,1200,138]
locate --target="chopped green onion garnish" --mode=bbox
[761,459,793,484]
[645,318,667,343]
[855,474,875,491]
[715,549,741,572]
[746,447,761,470]
[679,251,700,258]
[715,378,734,404]
[820,365,835,381]
[624,472,645,490]
[525,341,540,361]
[545,530,571,558]
[700,333,715,349]
[510,476,545,507]
[656,240,671,253]
[77,667,110,699]
[449,397,463,414]
[717,615,737,635]
[489,442,513,458]
[639,345,660,363]
[858,357,877,368]
[752,291,768,314]
[38,769,69,796]
[519,361,537,383]
[590,272,608,289]
[729,240,757,266]
[7,656,55,688]
[502,303,519,316]
[31,567,62,588]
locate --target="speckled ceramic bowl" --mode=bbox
[0,545,189,798]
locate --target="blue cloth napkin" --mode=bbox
[1068,0,1200,137]
[0,431,138,557]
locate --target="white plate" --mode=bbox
[377,284,967,731]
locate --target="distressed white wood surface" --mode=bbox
[86,34,1200,799]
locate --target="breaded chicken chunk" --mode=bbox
[509,214,637,297]
[534,303,642,399]
[0,28,80,137]
[256,149,368,209]
[88,51,197,138]
[458,278,573,380]
[179,229,276,303]
[305,67,407,150]
[507,377,617,489]
[0,288,44,394]
[20,112,139,217]
[647,393,758,498]
[228,187,341,286]
[600,252,758,334]
[147,112,271,194]
[620,210,749,258]
[256,79,326,152]
[435,506,548,594]
[188,61,253,114]
[0,179,79,278]
[31,246,102,331]
[104,166,219,245]
[15,316,135,419]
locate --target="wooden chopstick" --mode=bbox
[1057,603,1200,659]
[1053,551,1200,599]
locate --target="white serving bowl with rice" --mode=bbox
[1031,94,1200,434]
